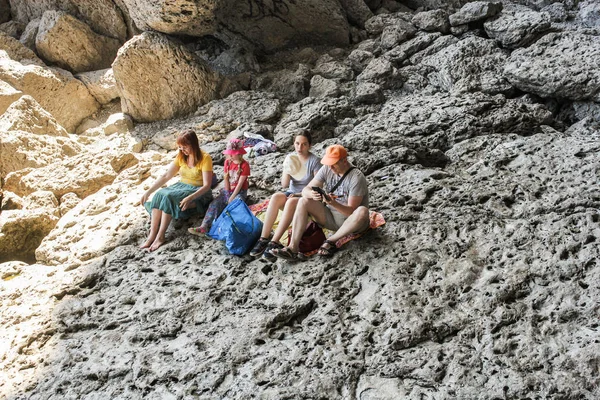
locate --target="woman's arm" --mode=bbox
[140,162,179,205]
[281,172,291,189]
[180,170,213,211]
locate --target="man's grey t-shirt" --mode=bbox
[314,165,369,207]
[289,153,321,193]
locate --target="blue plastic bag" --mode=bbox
[208,197,262,255]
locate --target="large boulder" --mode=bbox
[36,11,121,73]
[118,0,349,53]
[8,0,127,41]
[112,32,227,122]
[484,4,551,49]
[0,56,100,131]
[338,0,374,28]
[504,32,600,101]
[3,151,139,199]
[75,68,119,105]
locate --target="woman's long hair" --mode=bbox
[177,129,203,165]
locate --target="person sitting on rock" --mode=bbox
[271,144,370,260]
[140,129,214,251]
[249,131,321,261]
[188,138,250,236]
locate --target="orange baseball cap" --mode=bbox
[321,145,348,165]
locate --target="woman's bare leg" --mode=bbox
[140,208,162,249]
[260,192,288,239]
[272,197,299,242]
[150,212,173,251]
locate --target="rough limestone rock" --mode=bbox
[342,92,552,173]
[58,192,80,216]
[0,191,24,211]
[19,18,40,50]
[251,65,310,103]
[0,79,22,115]
[384,31,441,65]
[119,0,349,53]
[347,49,375,73]
[0,20,25,39]
[420,35,512,95]
[541,2,568,22]
[484,4,551,49]
[355,81,385,104]
[357,57,399,89]
[0,95,68,136]
[449,1,503,26]
[8,0,127,41]
[380,19,417,50]
[0,130,82,178]
[576,0,600,28]
[0,57,100,131]
[0,209,58,262]
[35,154,162,267]
[0,31,43,65]
[23,190,59,215]
[36,11,121,73]
[75,68,119,105]
[504,32,600,101]
[309,75,340,98]
[113,32,225,123]
[3,151,139,199]
[411,9,451,33]
[274,96,356,148]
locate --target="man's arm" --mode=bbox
[324,195,363,217]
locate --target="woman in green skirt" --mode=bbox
[140,129,214,251]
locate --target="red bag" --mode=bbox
[289,221,326,253]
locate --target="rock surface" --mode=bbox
[504,32,600,101]
[2,1,600,399]
[35,11,121,73]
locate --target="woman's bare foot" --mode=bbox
[140,237,154,249]
[149,237,166,251]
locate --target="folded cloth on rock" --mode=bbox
[249,198,386,254]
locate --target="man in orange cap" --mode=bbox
[272,144,370,260]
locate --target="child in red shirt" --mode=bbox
[189,138,250,235]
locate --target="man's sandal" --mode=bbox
[318,240,338,257]
[271,246,300,261]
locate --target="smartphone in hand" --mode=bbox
[312,186,331,202]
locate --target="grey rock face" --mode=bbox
[420,35,512,95]
[411,9,450,33]
[484,4,551,49]
[449,1,503,26]
[575,0,600,28]
[541,2,568,22]
[338,0,374,27]
[309,75,340,98]
[380,19,417,50]
[504,32,600,101]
